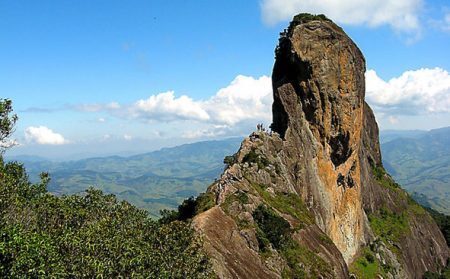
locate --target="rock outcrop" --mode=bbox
[193,14,449,278]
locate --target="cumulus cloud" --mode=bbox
[260,0,422,32]
[70,75,271,139]
[182,127,227,139]
[84,75,272,128]
[25,126,69,145]
[130,91,210,122]
[365,67,450,114]
[203,75,272,125]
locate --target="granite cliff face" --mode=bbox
[193,14,449,278]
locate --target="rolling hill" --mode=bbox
[8,137,242,217]
[381,127,450,214]
[9,127,450,217]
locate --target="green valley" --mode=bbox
[381,127,450,214]
[8,138,242,217]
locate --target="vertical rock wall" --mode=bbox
[272,18,366,262]
[193,15,449,278]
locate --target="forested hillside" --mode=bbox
[1,99,212,277]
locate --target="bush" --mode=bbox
[425,207,450,247]
[160,192,216,223]
[0,99,18,152]
[243,149,270,170]
[223,155,236,167]
[287,13,331,36]
[0,159,212,278]
[253,204,291,250]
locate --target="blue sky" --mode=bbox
[1,0,449,159]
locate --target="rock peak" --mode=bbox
[193,14,449,278]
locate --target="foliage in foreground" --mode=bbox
[0,157,212,278]
[0,99,17,152]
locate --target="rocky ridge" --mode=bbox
[193,14,449,278]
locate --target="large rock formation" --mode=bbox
[193,14,449,278]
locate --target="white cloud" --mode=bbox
[203,75,272,125]
[73,75,272,139]
[41,68,450,140]
[388,116,399,124]
[428,10,450,33]
[74,102,120,113]
[365,67,450,114]
[442,12,450,32]
[131,91,210,122]
[260,0,422,33]
[25,126,68,145]
[182,128,226,139]
[88,75,272,128]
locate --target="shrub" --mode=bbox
[243,149,270,170]
[160,192,216,223]
[252,204,291,250]
[223,155,236,167]
[287,13,331,36]
[0,159,212,277]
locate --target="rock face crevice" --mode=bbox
[193,14,449,278]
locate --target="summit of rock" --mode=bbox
[192,14,449,278]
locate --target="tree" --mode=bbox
[0,100,212,277]
[0,99,18,152]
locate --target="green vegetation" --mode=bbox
[248,178,330,278]
[368,207,409,244]
[372,165,401,190]
[253,205,291,250]
[281,240,331,279]
[10,137,242,217]
[292,13,330,24]
[252,182,313,226]
[243,149,270,170]
[236,191,249,204]
[422,260,450,279]
[349,248,389,279]
[425,207,450,247]
[0,99,17,152]
[252,205,330,278]
[0,159,212,277]
[159,192,216,223]
[0,101,212,277]
[287,13,331,35]
[223,154,237,167]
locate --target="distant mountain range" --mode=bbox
[8,127,450,217]
[7,137,242,217]
[381,127,450,215]
[379,129,428,144]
